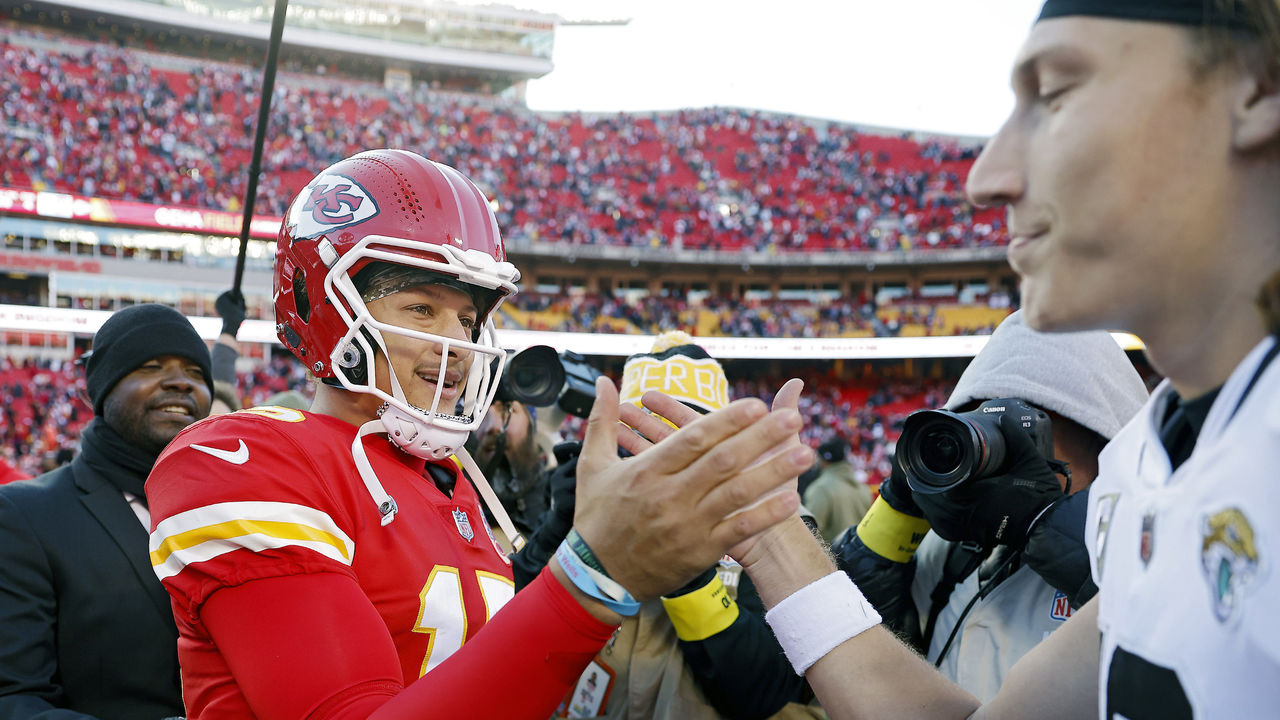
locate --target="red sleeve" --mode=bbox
[203,566,616,719]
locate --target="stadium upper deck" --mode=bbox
[0,7,1020,359]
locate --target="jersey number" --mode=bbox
[1106,647,1191,720]
[413,566,514,676]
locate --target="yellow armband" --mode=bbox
[661,573,740,641]
[855,496,932,563]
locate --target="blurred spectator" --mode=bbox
[0,456,28,485]
[803,437,873,544]
[261,388,310,410]
[211,288,246,390]
[466,399,548,539]
[210,379,242,415]
[0,303,212,718]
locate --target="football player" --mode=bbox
[639,2,1280,718]
[145,149,809,718]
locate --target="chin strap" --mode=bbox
[454,446,526,552]
[352,420,400,526]
[350,418,525,548]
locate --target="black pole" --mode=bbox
[233,0,290,295]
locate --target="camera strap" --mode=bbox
[928,545,1021,669]
[922,541,987,651]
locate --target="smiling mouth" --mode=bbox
[419,375,461,399]
[153,404,195,418]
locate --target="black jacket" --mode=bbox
[0,453,183,720]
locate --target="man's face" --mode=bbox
[966,18,1238,335]
[102,355,212,454]
[365,282,478,414]
[474,400,539,470]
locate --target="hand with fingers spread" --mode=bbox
[615,378,810,564]
[569,376,811,601]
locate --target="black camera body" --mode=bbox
[897,397,1053,495]
[493,345,601,418]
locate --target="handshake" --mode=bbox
[517,377,811,603]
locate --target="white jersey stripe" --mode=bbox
[149,501,354,580]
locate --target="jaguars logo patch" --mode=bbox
[1201,508,1261,623]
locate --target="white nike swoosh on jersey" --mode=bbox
[189,439,249,465]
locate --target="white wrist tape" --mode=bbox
[765,571,881,675]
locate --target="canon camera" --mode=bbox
[493,345,601,418]
[897,397,1053,495]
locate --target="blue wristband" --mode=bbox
[555,539,641,616]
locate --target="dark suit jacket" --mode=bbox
[0,454,183,720]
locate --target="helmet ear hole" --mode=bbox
[293,268,310,323]
[337,343,363,369]
[335,329,380,385]
[336,341,366,384]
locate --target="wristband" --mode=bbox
[555,537,641,616]
[765,571,881,675]
[661,573,739,641]
[855,496,932,563]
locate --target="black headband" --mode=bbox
[1037,0,1257,32]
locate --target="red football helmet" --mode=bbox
[275,149,520,460]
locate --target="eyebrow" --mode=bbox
[410,285,478,316]
[1010,42,1091,90]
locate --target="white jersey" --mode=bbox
[1087,336,1280,719]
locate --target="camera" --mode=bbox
[493,345,601,418]
[896,397,1053,495]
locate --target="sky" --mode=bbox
[510,0,1045,138]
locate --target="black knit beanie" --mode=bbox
[84,304,214,415]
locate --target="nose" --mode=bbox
[965,117,1025,209]
[440,314,473,362]
[159,360,197,390]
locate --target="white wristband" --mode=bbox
[765,571,881,675]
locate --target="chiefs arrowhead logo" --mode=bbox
[288,173,379,240]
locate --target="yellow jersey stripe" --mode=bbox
[150,518,351,567]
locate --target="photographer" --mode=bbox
[832,310,1148,700]
[514,332,821,719]
[467,399,548,540]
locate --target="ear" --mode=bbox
[1232,66,1280,151]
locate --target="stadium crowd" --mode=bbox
[0,350,950,491]
[502,291,1010,337]
[0,352,313,478]
[2,23,1007,257]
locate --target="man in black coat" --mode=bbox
[0,304,213,719]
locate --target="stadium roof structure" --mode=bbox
[20,0,558,81]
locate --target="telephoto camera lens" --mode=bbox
[920,427,964,476]
[898,409,1003,495]
[493,345,564,408]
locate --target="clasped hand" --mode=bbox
[572,377,811,601]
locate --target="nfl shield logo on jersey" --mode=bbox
[453,508,474,542]
[1200,507,1260,623]
[1049,590,1073,621]
[1139,512,1156,567]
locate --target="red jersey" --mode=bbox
[148,406,614,719]
[0,457,29,484]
